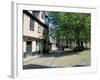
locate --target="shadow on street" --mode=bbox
[41,49,79,58]
[41,48,90,58]
[23,64,54,69]
[23,64,89,69]
[72,65,90,67]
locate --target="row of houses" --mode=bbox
[23,10,57,58]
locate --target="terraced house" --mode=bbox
[23,10,49,58]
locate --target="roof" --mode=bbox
[23,10,49,29]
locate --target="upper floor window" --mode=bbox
[32,11,40,18]
[41,12,44,19]
[38,24,41,33]
[30,18,34,31]
[38,24,43,33]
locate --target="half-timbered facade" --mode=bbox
[23,10,49,58]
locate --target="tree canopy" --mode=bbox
[48,11,91,49]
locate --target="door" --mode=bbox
[26,41,32,56]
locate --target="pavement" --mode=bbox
[23,49,91,69]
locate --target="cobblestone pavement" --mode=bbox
[23,49,91,69]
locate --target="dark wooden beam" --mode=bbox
[23,36,46,41]
[23,10,48,29]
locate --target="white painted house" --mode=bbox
[23,10,49,58]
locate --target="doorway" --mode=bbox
[26,41,32,56]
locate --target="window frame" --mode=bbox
[30,18,34,31]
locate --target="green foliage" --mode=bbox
[48,11,91,48]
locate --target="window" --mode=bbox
[38,25,41,33]
[38,24,43,33]
[32,11,40,18]
[26,41,32,55]
[44,30,48,38]
[41,12,44,19]
[30,18,34,31]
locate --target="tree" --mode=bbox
[48,11,91,51]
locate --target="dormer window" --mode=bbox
[32,11,40,18]
[41,12,44,19]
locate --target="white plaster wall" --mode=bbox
[23,41,26,52]
[23,13,44,39]
[51,44,57,50]
[32,41,36,52]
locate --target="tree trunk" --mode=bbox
[81,41,83,47]
[69,38,72,48]
[77,39,80,47]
